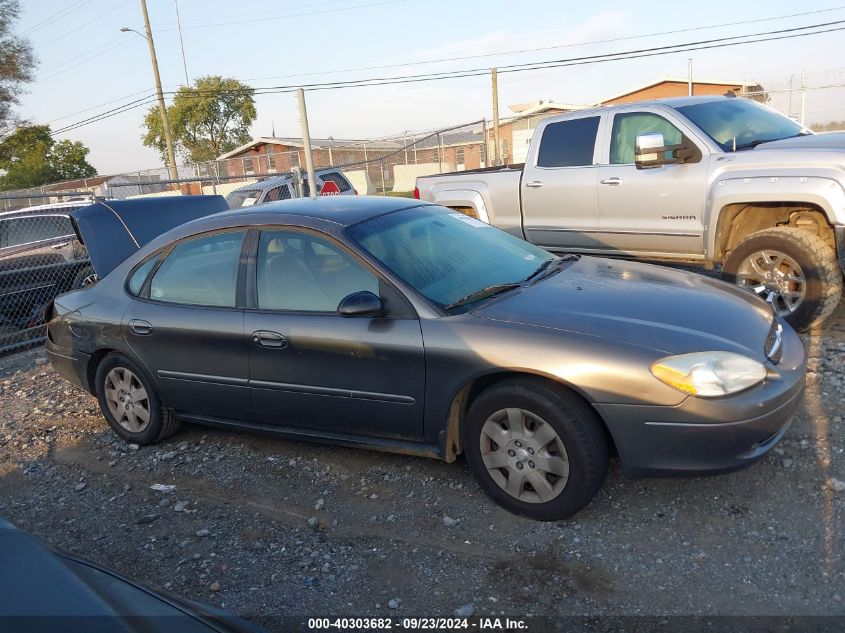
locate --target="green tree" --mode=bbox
[142,75,256,164]
[0,0,36,130]
[0,124,96,190]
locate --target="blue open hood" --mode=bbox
[70,195,229,278]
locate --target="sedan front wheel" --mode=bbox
[463,378,608,521]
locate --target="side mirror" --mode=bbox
[635,132,701,169]
[337,290,383,317]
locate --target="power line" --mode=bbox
[20,0,94,36]
[33,0,132,49]
[42,19,845,136]
[157,0,409,31]
[241,5,845,82]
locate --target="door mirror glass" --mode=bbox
[337,290,382,317]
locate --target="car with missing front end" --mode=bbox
[45,195,806,520]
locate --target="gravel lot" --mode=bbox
[1,302,844,630]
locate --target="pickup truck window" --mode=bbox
[0,215,73,248]
[610,113,682,164]
[348,206,553,309]
[537,117,600,168]
[676,98,805,151]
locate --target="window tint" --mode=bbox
[150,231,245,307]
[537,117,600,168]
[257,230,378,312]
[319,172,351,193]
[0,215,73,248]
[263,185,291,202]
[127,255,161,296]
[610,112,682,164]
[225,189,262,209]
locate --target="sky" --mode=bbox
[16,0,845,174]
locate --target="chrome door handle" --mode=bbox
[51,242,70,249]
[129,319,153,336]
[252,330,288,349]
[600,177,622,185]
[525,181,544,189]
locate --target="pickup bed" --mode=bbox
[416,95,845,330]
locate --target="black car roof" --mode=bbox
[218,195,434,227]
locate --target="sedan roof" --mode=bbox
[224,195,433,227]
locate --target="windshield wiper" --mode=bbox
[733,132,812,151]
[523,254,580,284]
[445,283,522,310]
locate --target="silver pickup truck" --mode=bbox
[416,95,845,330]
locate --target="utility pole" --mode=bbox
[139,0,178,181]
[297,88,317,199]
[687,58,693,96]
[491,67,501,166]
[800,69,806,127]
[173,0,189,86]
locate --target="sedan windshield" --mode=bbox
[676,99,808,151]
[347,206,554,309]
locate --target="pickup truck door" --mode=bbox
[596,108,709,258]
[520,113,605,251]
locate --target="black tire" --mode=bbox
[71,265,98,290]
[94,352,180,445]
[462,378,608,521]
[722,227,842,331]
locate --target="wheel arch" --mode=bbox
[711,200,836,262]
[441,369,617,463]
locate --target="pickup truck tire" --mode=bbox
[722,227,842,331]
[462,378,608,521]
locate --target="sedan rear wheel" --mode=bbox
[463,378,608,521]
[95,352,180,445]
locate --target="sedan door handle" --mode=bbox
[525,180,544,189]
[252,330,288,349]
[51,242,70,249]
[129,319,153,336]
[600,177,623,185]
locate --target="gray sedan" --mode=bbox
[46,196,805,520]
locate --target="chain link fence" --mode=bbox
[0,198,96,355]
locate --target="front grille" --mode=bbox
[765,320,784,364]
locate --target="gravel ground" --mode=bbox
[1,304,844,630]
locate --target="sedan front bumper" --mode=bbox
[595,325,806,477]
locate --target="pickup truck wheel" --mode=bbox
[462,378,608,521]
[722,227,842,331]
[94,352,181,445]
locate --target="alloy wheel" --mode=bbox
[81,272,98,287]
[735,249,806,317]
[479,408,570,503]
[104,367,151,433]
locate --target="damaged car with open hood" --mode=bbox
[45,195,806,520]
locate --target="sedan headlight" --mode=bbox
[650,352,767,397]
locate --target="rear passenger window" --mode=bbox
[127,255,160,296]
[263,185,291,202]
[150,231,246,307]
[537,117,600,168]
[320,172,351,193]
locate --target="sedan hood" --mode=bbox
[70,195,229,278]
[754,132,845,151]
[473,257,775,357]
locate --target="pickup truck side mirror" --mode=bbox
[635,132,701,169]
[337,290,383,317]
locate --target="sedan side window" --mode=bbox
[149,231,246,307]
[610,112,683,164]
[127,254,161,296]
[537,117,600,168]
[257,230,379,312]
